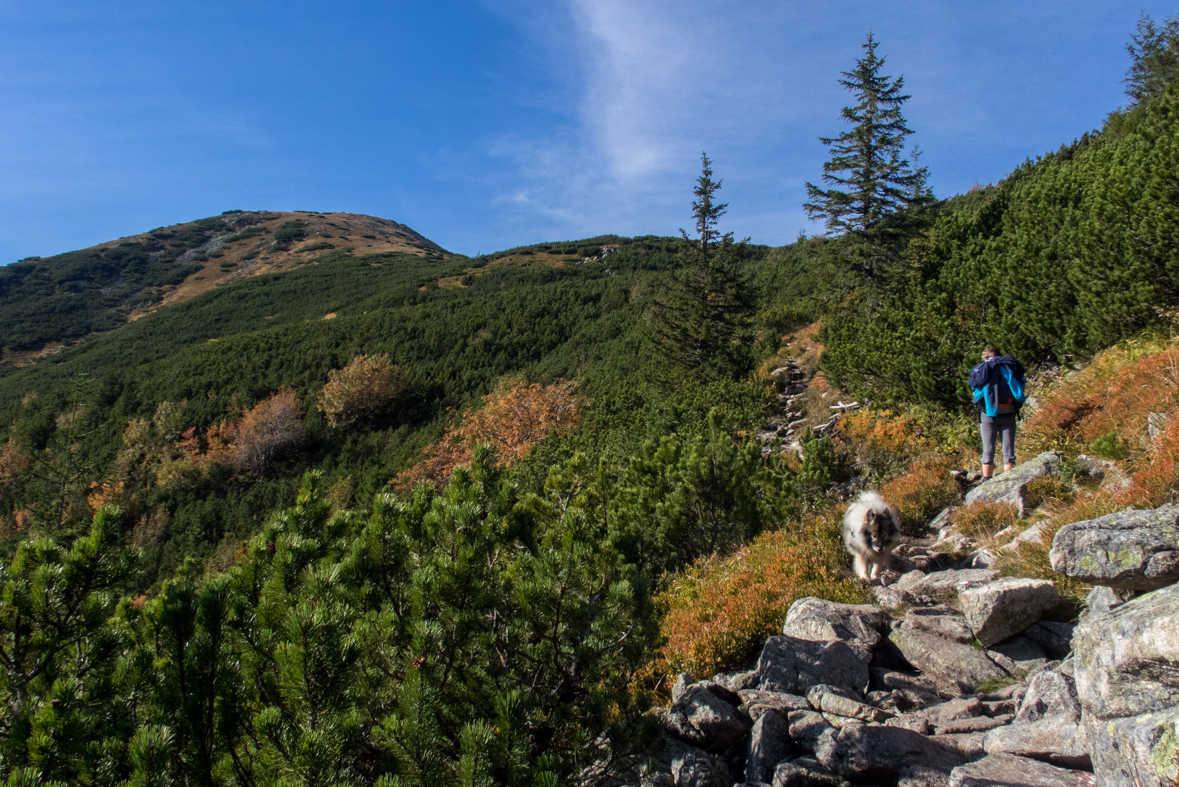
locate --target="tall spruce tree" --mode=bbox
[804,33,930,281]
[649,154,753,382]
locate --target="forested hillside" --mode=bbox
[0,211,445,363]
[2,16,1179,787]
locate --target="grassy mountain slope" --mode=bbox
[0,210,447,364]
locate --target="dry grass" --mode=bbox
[949,502,1019,540]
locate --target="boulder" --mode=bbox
[781,597,887,663]
[1078,586,1137,626]
[1072,583,1179,720]
[697,679,742,709]
[739,689,811,721]
[948,753,1097,787]
[983,722,1089,771]
[757,636,869,697]
[869,668,945,707]
[787,710,835,753]
[665,685,752,753]
[964,452,1062,516]
[959,578,1059,647]
[711,669,760,693]
[772,756,848,787]
[1086,709,1179,787]
[982,655,1091,770]
[1001,520,1053,553]
[986,634,1049,676]
[745,710,796,784]
[1049,504,1179,591]
[890,625,1010,695]
[874,584,933,613]
[897,569,1000,601]
[672,673,695,702]
[668,741,730,787]
[931,733,987,762]
[937,714,1012,734]
[814,722,966,784]
[805,684,892,723]
[904,605,975,643]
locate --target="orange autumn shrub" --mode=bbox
[1118,412,1179,507]
[394,377,585,491]
[879,456,960,533]
[1021,338,1179,454]
[0,437,29,495]
[176,388,306,477]
[840,408,939,483]
[653,508,869,682]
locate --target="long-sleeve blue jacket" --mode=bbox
[969,356,1026,417]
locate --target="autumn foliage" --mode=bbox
[879,456,960,534]
[653,507,869,682]
[318,353,405,428]
[179,388,306,477]
[393,378,585,490]
[0,438,28,496]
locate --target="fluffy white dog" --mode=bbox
[842,491,902,581]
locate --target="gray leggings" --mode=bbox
[981,414,1017,466]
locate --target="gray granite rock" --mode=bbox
[745,710,796,784]
[964,452,1062,516]
[869,668,945,707]
[757,636,869,697]
[698,679,742,709]
[805,684,892,723]
[1072,583,1179,720]
[786,710,835,753]
[1086,709,1179,787]
[1050,504,1179,591]
[814,722,966,785]
[983,667,1089,770]
[948,753,1097,787]
[772,756,848,787]
[712,669,760,693]
[673,673,695,702]
[904,605,976,643]
[986,634,1048,677]
[874,584,933,612]
[890,625,1009,695]
[983,719,1090,771]
[739,689,812,722]
[897,569,1000,601]
[781,597,887,664]
[960,578,1059,648]
[669,741,731,787]
[931,733,987,763]
[665,685,752,753]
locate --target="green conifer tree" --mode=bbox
[804,33,931,281]
[649,154,754,382]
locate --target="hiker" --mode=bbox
[969,345,1026,479]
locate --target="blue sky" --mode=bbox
[0,0,1168,261]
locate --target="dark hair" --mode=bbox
[982,345,1000,358]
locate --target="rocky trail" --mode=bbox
[639,452,1179,787]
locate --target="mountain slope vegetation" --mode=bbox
[2,22,1179,786]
